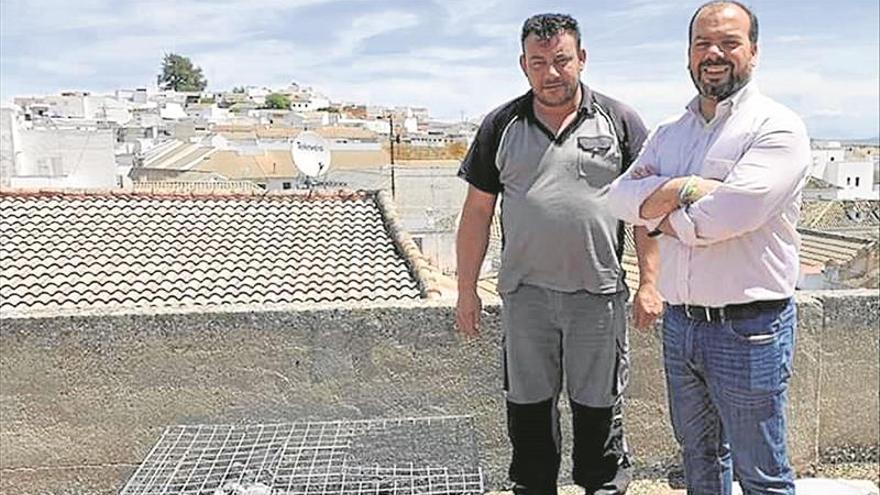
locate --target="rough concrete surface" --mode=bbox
[787,293,824,470]
[816,291,880,448]
[0,292,878,494]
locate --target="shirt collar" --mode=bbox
[686,80,759,120]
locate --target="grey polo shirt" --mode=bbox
[458,84,648,294]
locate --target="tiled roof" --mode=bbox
[804,176,841,190]
[213,125,380,141]
[330,150,390,169]
[315,126,378,140]
[798,228,877,269]
[0,190,436,317]
[800,200,880,230]
[195,150,297,179]
[142,141,216,171]
[194,149,391,179]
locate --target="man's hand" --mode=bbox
[657,215,677,239]
[456,289,483,337]
[632,283,663,329]
[628,163,657,179]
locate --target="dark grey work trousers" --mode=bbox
[501,284,632,495]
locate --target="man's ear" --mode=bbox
[519,53,528,76]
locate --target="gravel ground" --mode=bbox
[811,462,880,486]
[487,462,879,495]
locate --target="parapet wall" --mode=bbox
[0,291,877,494]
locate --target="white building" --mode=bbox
[0,105,23,188]
[185,103,231,123]
[289,96,331,112]
[245,86,270,106]
[811,141,846,179]
[403,117,419,134]
[1,118,118,189]
[822,161,878,200]
[160,103,188,120]
[337,118,390,135]
[15,93,133,125]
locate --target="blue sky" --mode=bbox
[1,0,878,139]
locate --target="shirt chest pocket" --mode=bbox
[702,156,737,180]
[576,135,622,187]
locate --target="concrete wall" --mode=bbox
[0,292,877,494]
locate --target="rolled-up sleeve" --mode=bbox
[667,113,811,246]
[606,129,672,226]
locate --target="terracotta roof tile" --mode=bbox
[0,190,425,316]
[800,200,880,230]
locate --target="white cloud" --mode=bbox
[29,59,97,78]
[333,11,421,57]
[603,0,691,21]
[0,0,877,138]
[758,69,879,120]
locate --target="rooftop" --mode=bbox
[0,189,443,318]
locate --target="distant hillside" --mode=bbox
[816,136,880,145]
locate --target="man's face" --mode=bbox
[688,5,757,101]
[520,31,586,108]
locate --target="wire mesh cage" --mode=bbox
[119,415,484,495]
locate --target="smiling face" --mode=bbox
[520,31,586,109]
[688,3,757,101]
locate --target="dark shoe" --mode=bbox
[580,457,632,495]
[511,483,557,495]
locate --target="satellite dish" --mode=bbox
[291,131,331,177]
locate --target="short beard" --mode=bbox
[534,81,579,108]
[690,60,751,101]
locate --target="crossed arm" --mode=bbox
[606,124,810,246]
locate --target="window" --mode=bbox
[282,182,292,190]
[412,236,424,252]
[36,158,50,175]
[846,177,851,186]
[855,177,860,187]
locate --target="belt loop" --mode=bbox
[703,306,711,323]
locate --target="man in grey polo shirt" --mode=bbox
[455,13,661,495]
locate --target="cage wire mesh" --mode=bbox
[119,415,484,495]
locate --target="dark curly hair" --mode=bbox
[520,13,581,50]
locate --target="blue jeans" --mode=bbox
[662,300,796,495]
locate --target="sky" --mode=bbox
[1,0,878,139]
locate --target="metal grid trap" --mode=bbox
[119,415,484,495]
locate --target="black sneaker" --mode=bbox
[511,483,558,495]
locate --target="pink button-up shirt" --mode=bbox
[606,83,811,306]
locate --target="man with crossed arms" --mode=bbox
[606,2,810,494]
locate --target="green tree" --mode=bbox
[264,93,291,110]
[158,53,207,92]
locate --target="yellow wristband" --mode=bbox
[678,176,699,206]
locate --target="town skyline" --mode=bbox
[1,0,879,139]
